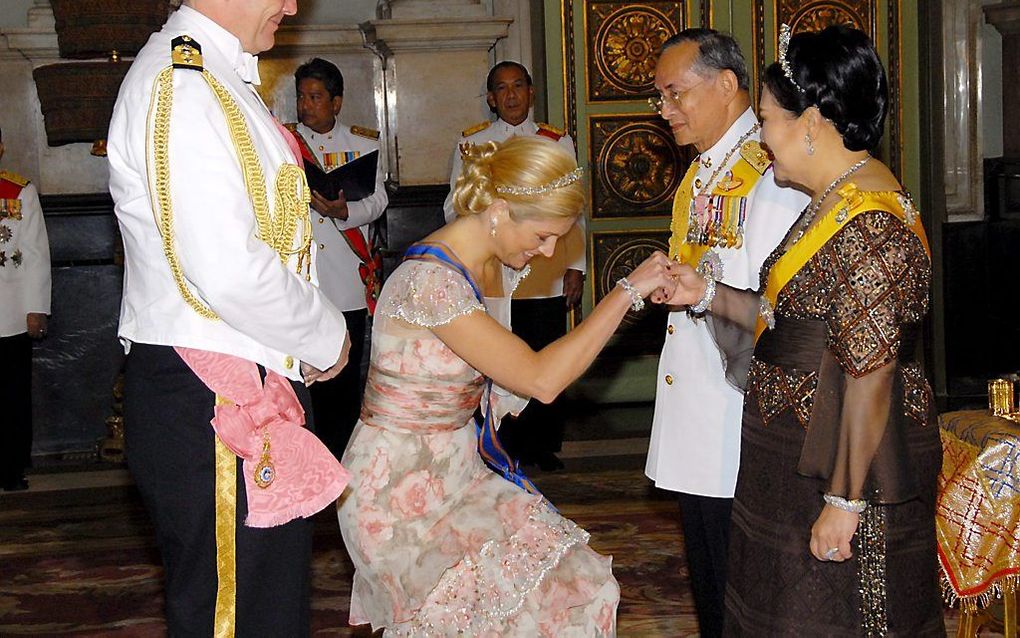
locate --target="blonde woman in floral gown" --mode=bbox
[337,136,678,636]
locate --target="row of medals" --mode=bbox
[686,181,746,249]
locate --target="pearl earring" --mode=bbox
[805,133,815,156]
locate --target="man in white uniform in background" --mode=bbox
[645,29,806,638]
[444,61,585,470]
[288,57,388,460]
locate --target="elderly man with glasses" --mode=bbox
[643,28,806,638]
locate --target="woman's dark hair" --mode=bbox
[764,24,887,151]
[295,57,344,99]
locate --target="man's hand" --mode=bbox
[310,190,349,221]
[301,331,352,386]
[562,269,584,309]
[26,313,48,339]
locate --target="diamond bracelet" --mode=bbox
[616,277,645,312]
[690,274,716,314]
[823,493,868,513]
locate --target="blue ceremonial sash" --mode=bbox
[402,242,545,498]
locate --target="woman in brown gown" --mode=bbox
[666,25,944,635]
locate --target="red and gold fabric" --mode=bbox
[937,410,1020,604]
[0,170,27,220]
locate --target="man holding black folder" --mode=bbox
[287,57,388,460]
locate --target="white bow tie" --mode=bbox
[235,52,262,85]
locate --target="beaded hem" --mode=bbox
[389,500,591,636]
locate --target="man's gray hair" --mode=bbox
[661,28,750,91]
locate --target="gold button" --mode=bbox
[317,217,324,224]
[318,243,325,250]
[284,355,294,370]
[667,324,674,335]
[694,178,703,189]
[665,374,673,385]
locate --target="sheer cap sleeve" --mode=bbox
[797,210,931,504]
[376,260,485,328]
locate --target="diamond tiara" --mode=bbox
[494,166,584,197]
[779,24,806,94]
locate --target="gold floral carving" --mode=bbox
[779,0,873,39]
[590,115,694,218]
[586,1,683,100]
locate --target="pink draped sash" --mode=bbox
[176,347,350,528]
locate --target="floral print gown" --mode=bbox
[337,259,619,637]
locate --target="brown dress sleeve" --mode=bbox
[796,211,931,504]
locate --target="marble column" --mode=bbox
[364,0,512,185]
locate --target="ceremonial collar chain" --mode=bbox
[790,156,870,244]
[694,122,761,201]
[495,166,584,196]
[779,24,806,94]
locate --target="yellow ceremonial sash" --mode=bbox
[669,156,764,268]
[754,184,931,342]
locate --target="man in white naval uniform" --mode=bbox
[443,61,586,470]
[644,29,806,638]
[289,57,388,460]
[0,126,51,492]
[108,1,348,634]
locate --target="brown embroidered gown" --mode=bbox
[723,203,945,636]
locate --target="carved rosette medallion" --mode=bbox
[586,1,683,100]
[779,0,873,39]
[590,115,693,218]
[593,231,670,351]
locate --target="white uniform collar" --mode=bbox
[698,107,759,169]
[493,115,537,137]
[300,120,340,140]
[172,5,262,85]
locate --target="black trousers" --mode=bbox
[309,308,367,461]
[124,344,313,637]
[0,333,32,484]
[498,296,567,460]
[678,492,733,638]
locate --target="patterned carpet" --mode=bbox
[0,466,696,637]
[0,465,998,636]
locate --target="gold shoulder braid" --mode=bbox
[147,35,312,320]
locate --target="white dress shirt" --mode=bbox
[108,5,346,381]
[443,115,586,298]
[645,108,808,497]
[0,180,51,337]
[298,121,388,312]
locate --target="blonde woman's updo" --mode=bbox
[451,136,585,222]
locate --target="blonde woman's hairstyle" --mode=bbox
[451,136,585,221]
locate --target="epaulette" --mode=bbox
[171,35,203,71]
[0,170,29,188]
[283,122,298,133]
[536,122,565,141]
[350,125,380,140]
[461,121,491,138]
[739,140,771,175]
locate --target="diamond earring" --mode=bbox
[490,215,498,238]
[805,133,815,156]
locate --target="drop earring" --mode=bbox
[489,215,498,238]
[805,133,815,156]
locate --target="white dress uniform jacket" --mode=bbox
[297,121,388,312]
[0,179,51,337]
[108,5,346,381]
[442,115,586,298]
[645,108,807,497]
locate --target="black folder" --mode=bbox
[304,150,378,202]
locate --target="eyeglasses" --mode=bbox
[648,79,708,114]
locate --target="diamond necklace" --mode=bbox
[790,156,870,245]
